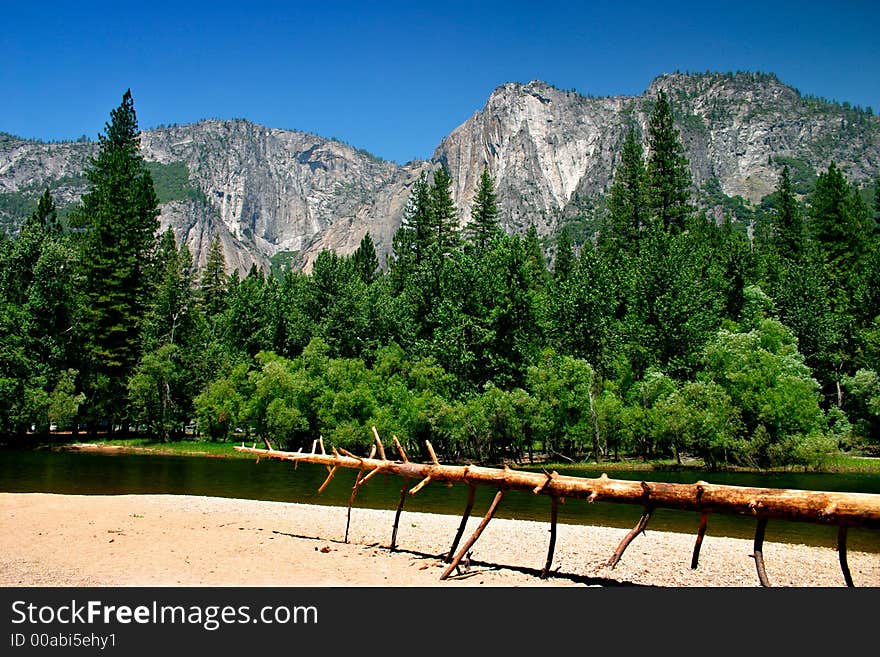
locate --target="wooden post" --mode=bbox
[441,489,505,580]
[541,496,559,579]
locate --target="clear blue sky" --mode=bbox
[2,0,877,164]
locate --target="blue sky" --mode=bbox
[2,0,877,164]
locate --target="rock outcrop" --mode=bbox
[1,72,877,274]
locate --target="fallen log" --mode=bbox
[234,430,880,586]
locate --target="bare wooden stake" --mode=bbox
[607,506,653,569]
[317,466,338,494]
[392,435,408,462]
[691,511,710,569]
[541,496,559,579]
[753,517,771,587]
[371,426,387,461]
[390,478,411,551]
[310,439,317,454]
[441,489,506,580]
[446,484,477,563]
[425,440,440,466]
[319,436,326,454]
[838,525,854,587]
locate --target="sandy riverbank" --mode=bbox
[1,493,877,587]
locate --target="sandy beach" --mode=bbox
[1,492,877,587]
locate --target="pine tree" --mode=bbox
[646,90,693,234]
[603,126,647,253]
[553,228,575,281]
[199,235,228,318]
[466,167,501,248]
[389,171,431,289]
[429,164,460,256]
[774,166,804,259]
[809,162,869,276]
[351,231,380,285]
[70,89,160,428]
[30,188,61,235]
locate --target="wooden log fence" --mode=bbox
[234,428,880,587]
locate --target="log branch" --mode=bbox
[371,426,386,461]
[393,436,408,463]
[691,511,710,570]
[541,496,559,579]
[441,489,505,580]
[607,506,652,569]
[409,476,432,496]
[317,466,338,494]
[390,478,411,551]
[357,465,385,487]
[426,441,440,466]
[753,517,771,587]
[838,525,854,587]
[446,484,477,563]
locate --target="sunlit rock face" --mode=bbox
[2,72,877,273]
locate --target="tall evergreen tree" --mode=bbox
[553,228,575,281]
[809,162,868,278]
[603,126,647,253]
[429,164,460,256]
[351,231,380,285]
[199,235,228,318]
[646,90,693,234]
[389,171,431,290]
[773,166,804,259]
[466,167,501,248]
[70,89,160,429]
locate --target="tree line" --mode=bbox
[1,89,878,470]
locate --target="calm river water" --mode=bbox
[2,448,879,553]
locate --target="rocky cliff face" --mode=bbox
[0,122,427,274]
[2,72,878,274]
[435,72,879,239]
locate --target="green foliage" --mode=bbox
[351,232,380,285]
[144,161,206,204]
[700,318,833,468]
[465,167,501,249]
[2,86,873,471]
[128,344,188,441]
[602,126,647,254]
[70,89,161,427]
[646,90,693,233]
[771,157,817,195]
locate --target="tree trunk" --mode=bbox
[234,445,880,529]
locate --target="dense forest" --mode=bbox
[1,90,878,471]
